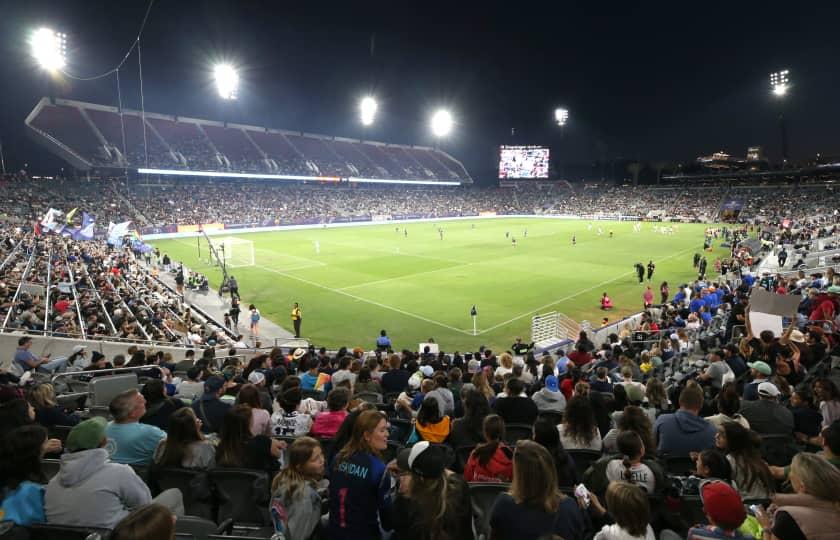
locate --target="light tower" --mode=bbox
[360,96,378,126]
[770,70,790,164]
[431,109,453,148]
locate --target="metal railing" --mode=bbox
[43,248,52,331]
[1,246,37,330]
[63,256,87,340]
[85,273,119,335]
[50,364,165,385]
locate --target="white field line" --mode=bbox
[253,264,473,335]
[337,261,478,291]
[317,239,470,266]
[476,245,697,335]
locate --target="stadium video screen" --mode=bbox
[498,145,550,179]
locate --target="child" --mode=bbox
[605,432,657,493]
[464,414,513,482]
[687,480,751,540]
[592,481,656,540]
[270,437,326,540]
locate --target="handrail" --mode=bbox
[119,274,181,343]
[43,248,52,330]
[50,364,165,385]
[0,239,24,272]
[85,273,119,335]
[63,255,87,340]
[1,245,37,330]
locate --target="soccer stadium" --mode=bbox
[1,3,840,540]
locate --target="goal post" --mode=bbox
[531,311,580,352]
[210,236,255,268]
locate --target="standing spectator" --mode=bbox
[464,415,513,483]
[291,302,302,338]
[328,410,392,539]
[229,296,241,326]
[660,281,670,304]
[106,389,167,465]
[269,437,326,540]
[488,440,585,540]
[249,304,261,337]
[227,275,239,299]
[654,385,717,456]
[643,286,654,309]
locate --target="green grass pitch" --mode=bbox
[151,218,727,352]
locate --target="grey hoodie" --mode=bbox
[531,387,566,412]
[45,448,151,529]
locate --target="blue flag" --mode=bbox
[72,212,95,241]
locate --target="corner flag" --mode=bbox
[470,305,477,317]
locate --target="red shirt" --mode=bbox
[568,350,593,368]
[54,300,70,314]
[560,378,574,400]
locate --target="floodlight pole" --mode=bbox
[778,110,789,166]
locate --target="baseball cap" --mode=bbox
[66,417,108,452]
[203,375,225,395]
[247,371,266,385]
[700,480,746,530]
[420,365,434,377]
[396,441,451,478]
[292,348,307,360]
[467,359,480,374]
[72,345,87,354]
[827,285,840,294]
[545,375,559,392]
[757,381,780,398]
[747,361,771,376]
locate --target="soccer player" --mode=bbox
[572,235,576,245]
[314,240,320,254]
[439,228,444,240]
[597,226,603,236]
[634,262,645,283]
[523,229,528,237]
[404,228,408,237]
[505,231,510,239]
[646,260,655,281]
[609,230,614,238]
[512,237,517,247]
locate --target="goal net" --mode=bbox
[531,311,581,351]
[210,236,255,268]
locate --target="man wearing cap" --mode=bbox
[532,375,566,413]
[105,389,167,465]
[686,480,749,540]
[13,336,67,374]
[742,361,772,401]
[45,417,184,529]
[739,382,794,436]
[191,375,232,433]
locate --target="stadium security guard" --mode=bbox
[291,302,302,338]
[634,262,645,283]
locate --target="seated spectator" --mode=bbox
[742,361,772,401]
[704,382,750,430]
[28,382,80,428]
[686,480,750,540]
[328,410,392,538]
[715,422,774,500]
[191,375,232,434]
[588,431,666,495]
[299,358,325,392]
[269,437,326,540]
[173,350,196,373]
[236,383,273,437]
[217,405,284,474]
[176,367,205,400]
[493,378,538,425]
[140,379,186,431]
[495,352,514,380]
[464,414,513,482]
[154,407,215,469]
[739,382,794,435]
[645,377,671,413]
[590,481,656,540]
[389,441,473,540]
[568,344,593,368]
[814,378,840,429]
[381,353,410,394]
[654,385,716,456]
[310,388,350,439]
[489,440,585,540]
[755,453,840,540]
[616,366,645,395]
[13,336,67,374]
[691,448,734,485]
[412,396,451,443]
[697,351,735,392]
[790,388,824,440]
[590,367,614,393]
[448,388,490,449]
[532,374,567,413]
[354,367,383,396]
[559,395,603,451]
[45,417,184,529]
[110,503,176,540]
[771,420,840,482]
[603,405,655,455]
[426,374,455,417]
[532,416,579,487]
[0,425,48,525]
[107,389,167,465]
[272,388,313,437]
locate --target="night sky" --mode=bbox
[2,1,839,182]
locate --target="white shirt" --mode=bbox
[558,424,603,451]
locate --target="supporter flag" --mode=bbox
[314,372,331,392]
[107,220,132,245]
[130,238,153,253]
[72,212,95,241]
[40,208,62,232]
[65,207,78,226]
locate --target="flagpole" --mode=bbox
[473,315,477,336]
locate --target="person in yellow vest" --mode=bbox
[291,302,302,338]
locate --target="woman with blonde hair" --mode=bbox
[489,440,585,540]
[495,353,514,380]
[270,437,326,540]
[28,383,79,428]
[110,503,175,540]
[755,452,840,540]
[471,371,495,400]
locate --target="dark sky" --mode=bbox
[2,0,840,182]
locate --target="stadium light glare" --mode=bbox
[770,69,789,97]
[360,96,378,126]
[555,107,569,126]
[431,109,453,138]
[214,64,239,100]
[30,28,66,71]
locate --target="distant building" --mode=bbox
[746,146,764,162]
[697,150,744,170]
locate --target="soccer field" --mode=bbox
[151,218,727,352]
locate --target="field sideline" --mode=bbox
[150,218,728,352]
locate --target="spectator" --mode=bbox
[106,389,167,465]
[0,425,48,526]
[814,378,840,429]
[715,422,774,500]
[493,377,538,425]
[589,431,666,495]
[754,453,840,540]
[532,416,579,487]
[742,361,772,401]
[217,405,284,473]
[704,382,750,430]
[45,417,184,529]
[464,414,513,483]
[375,329,391,352]
[488,440,585,540]
[568,343,593,368]
[559,395,603,451]
[413,396,451,443]
[110,503,176,540]
[654,385,717,456]
[328,410,392,539]
[686,480,750,540]
[739,382,794,435]
[495,352,514,380]
[13,336,67,374]
[28,382,80,428]
[236,383,273,437]
[176,367,205,400]
[389,441,473,540]
[309,388,350,439]
[448,389,490,449]
[471,371,495,400]
[426,374,455,417]
[645,377,670,413]
[692,448,734,484]
[140,379,186,431]
[153,407,215,469]
[591,481,656,540]
[532,374,567,413]
[697,351,735,392]
[272,388,313,437]
[354,367,383,395]
[381,354,410,394]
[603,405,655,454]
[299,358,323,392]
[269,437,326,540]
[590,367,614,393]
[790,388,823,440]
[191,375,232,434]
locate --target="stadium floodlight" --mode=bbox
[770,70,789,97]
[431,109,453,138]
[555,107,569,126]
[214,63,239,100]
[30,28,66,71]
[360,96,378,126]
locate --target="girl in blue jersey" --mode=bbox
[328,410,392,539]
